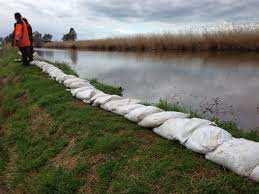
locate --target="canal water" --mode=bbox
[36,48,259,131]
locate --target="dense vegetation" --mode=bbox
[44,25,259,52]
[0,48,259,193]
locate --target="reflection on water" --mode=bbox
[69,49,78,64]
[36,48,259,131]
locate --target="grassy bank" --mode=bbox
[0,48,259,193]
[44,26,259,52]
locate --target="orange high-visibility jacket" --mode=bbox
[14,20,31,47]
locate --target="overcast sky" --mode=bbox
[1,0,259,40]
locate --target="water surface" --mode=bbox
[36,48,259,131]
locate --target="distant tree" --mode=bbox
[62,34,68,41]
[62,28,77,41]
[69,28,77,40]
[0,33,13,47]
[0,37,3,42]
[42,34,53,42]
[33,31,42,47]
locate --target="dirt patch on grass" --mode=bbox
[11,75,21,84]
[0,77,8,86]
[2,110,15,120]
[89,153,105,166]
[30,106,53,136]
[78,165,98,193]
[187,167,219,181]
[78,169,98,194]
[134,130,157,144]
[71,100,87,108]
[78,154,105,193]
[186,156,220,181]
[2,147,18,189]
[0,185,9,194]
[16,91,27,103]
[51,138,77,170]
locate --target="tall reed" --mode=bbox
[44,25,259,52]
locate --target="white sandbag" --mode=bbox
[46,67,60,74]
[112,104,145,116]
[138,111,189,128]
[249,166,259,182]
[101,98,141,112]
[71,86,94,96]
[61,75,77,83]
[41,61,51,66]
[63,78,82,86]
[67,81,91,89]
[206,138,259,177]
[32,61,41,68]
[41,65,51,72]
[49,70,64,79]
[92,95,122,107]
[33,61,41,66]
[75,89,95,100]
[42,64,56,73]
[55,73,67,83]
[30,61,37,66]
[125,106,162,123]
[38,62,46,68]
[153,118,213,144]
[33,52,41,60]
[49,69,63,76]
[64,78,85,87]
[48,67,62,73]
[46,67,59,75]
[39,62,48,68]
[153,118,190,140]
[32,61,44,68]
[185,125,232,154]
[109,99,141,112]
[84,91,107,104]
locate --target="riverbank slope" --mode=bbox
[0,48,259,193]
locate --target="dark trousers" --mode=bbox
[19,46,33,65]
[30,45,34,55]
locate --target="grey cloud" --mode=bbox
[81,0,259,23]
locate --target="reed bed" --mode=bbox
[44,25,259,52]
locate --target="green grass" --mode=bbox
[0,48,259,193]
[155,99,202,118]
[90,78,123,96]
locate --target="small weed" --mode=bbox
[90,78,123,96]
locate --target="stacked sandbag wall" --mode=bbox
[30,56,259,183]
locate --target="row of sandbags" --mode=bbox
[31,59,259,183]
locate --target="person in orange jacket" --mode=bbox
[13,12,32,66]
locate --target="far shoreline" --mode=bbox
[42,28,259,53]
